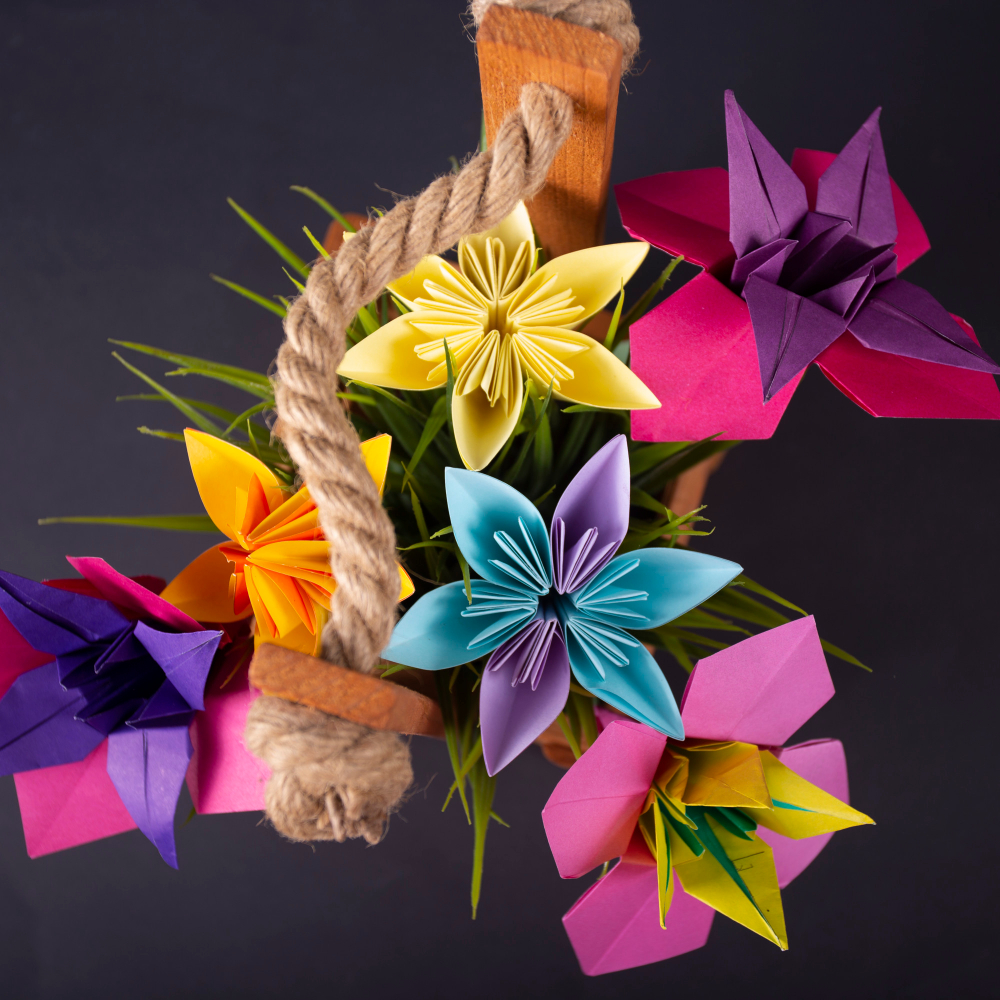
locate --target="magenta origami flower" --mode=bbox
[541,616,873,975]
[616,91,1000,441]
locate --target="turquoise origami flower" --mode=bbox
[383,436,742,774]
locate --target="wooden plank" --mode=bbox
[249,643,445,738]
[478,5,622,259]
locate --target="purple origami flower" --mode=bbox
[383,437,741,775]
[0,557,223,866]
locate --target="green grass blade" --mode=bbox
[112,352,220,434]
[289,186,356,231]
[210,274,287,317]
[603,280,626,350]
[39,514,219,532]
[302,226,330,259]
[732,574,808,617]
[224,400,272,437]
[109,340,273,396]
[621,255,685,330]
[227,197,309,276]
[136,427,185,441]
[821,639,871,672]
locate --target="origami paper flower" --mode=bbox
[542,616,873,975]
[616,91,1000,441]
[160,429,413,654]
[337,202,660,471]
[0,557,224,866]
[382,435,740,774]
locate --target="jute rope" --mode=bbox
[469,0,641,72]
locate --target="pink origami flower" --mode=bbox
[541,616,873,975]
[616,91,1000,441]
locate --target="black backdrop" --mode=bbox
[1,2,996,997]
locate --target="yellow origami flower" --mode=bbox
[160,429,414,655]
[337,203,660,470]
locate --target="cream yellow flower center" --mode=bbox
[409,236,590,416]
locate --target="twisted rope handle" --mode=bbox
[245,83,574,844]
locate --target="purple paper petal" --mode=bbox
[744,275,849,400]
[106,723,192,868]
[783,214,853,288]
[133,622,222,711]
[0,571,126,648]
[0,662,103,774]
[848,278,1000,373]
[816,108,898,248]
[129,679,194,728]
[725,91,808,258]
[551,435,630,595]
[731,238,796,290]
[811,268,876,320]
[480,621,571,776]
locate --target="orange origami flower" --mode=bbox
[160,429,413,655]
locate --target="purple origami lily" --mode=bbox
[383,436,741,775]
[0,557,223,866]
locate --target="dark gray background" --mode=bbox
[0,1,995,997]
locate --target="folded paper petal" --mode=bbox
[132,622,222,712]
[461,201,535,279]
[0,662,103,773]
[550,436,630,594]
[452,376,524,472]
[0,608,53,698]
[65,556,203,632]
[630,273,804,442]
[573,548,742,631]
[359,433,392,497]
[339,313,448,391]
[445,468,551,592]
[480,624,570,775]
[106,723,192,868]
[755,739,852,888]
[542,719,666,878]
[566,629,683,739]
[187,659,269,814]
[387,252,464,309]
[791,148,930,272]
[13,740,138,858]
[159,545,249,623]
[814,324,1000,419]
[562,861,715,975]
[679,616,834,747]
[615,168,733,273]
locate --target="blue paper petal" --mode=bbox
[572,548,742,630]
[445,468,552,595]
[382,581,536,670]
[564,618,684,738]
[0,662,104,774]
[106,723,192,868]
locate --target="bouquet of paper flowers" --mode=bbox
[3,1,997,976]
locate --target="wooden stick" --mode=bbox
[250,643,444,738]
[477,5,622,258]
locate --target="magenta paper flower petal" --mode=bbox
[562,861,715,975]
[542,719,666,878]
[725,90,808,258]
[615,167,733,274]
[629,272,803,442]
[550,435,630,594]
[480,621,570,776]
[791,148,930,273]
[187,658,270,815]
[756,738,850,888]
[13,740,137,858]
[679,616,834,747]
[66,556,203,633]
[0,608,53,699]
[815,324,1000,419]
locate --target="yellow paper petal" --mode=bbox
[746,751,875,839]
[682,742,772,810]
[452,374,524,472]
[461,201,534,269]
[509,241,649,326]
[387,254,462,308]
[159,544,249,623]
[675,820,788,949]
[360,433,392,496]
[245,564,306,640]
[338,314,446,391]
[398,564,415,601]
[184,429,288,541]
[254,617,324,657]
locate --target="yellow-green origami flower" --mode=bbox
[337,203,660,470]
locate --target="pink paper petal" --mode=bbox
[542,719,666,879]
[13,740,137,858]
[815,319,1000,420]
[791,148,930,272]
[186,659,269,814]
[615,167,734,274]
[680,616,834,747]
[630,273,803,442]
[0,608,53,699]
[756,738,850,887]
[65,556,203,633]
[563,861,715,975]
